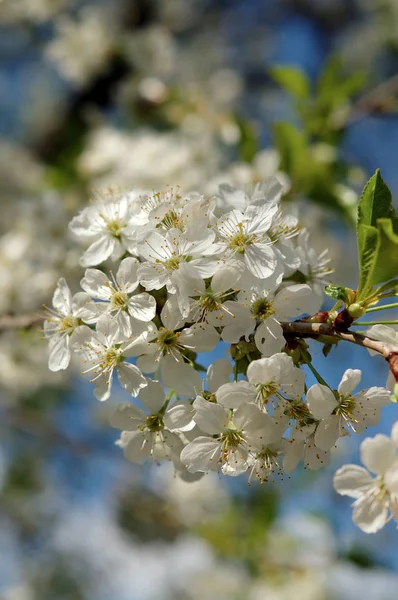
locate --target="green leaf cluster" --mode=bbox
[271,58,366,143]
[271,58,367,221]
[356,169,398,301]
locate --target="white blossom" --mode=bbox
[181,397,269,476]
[43,278,93,372]
[110,380,187,465]
[334,423,398,533]
[307,370,391,451]
[215,203,279,279]
[69,191,143,267]
[72,314,150,401]
[80,257,156,337]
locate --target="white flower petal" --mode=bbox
[116,257,140,292]
[180,437,221,473]
[163,402,195,432]
[314,415,340,450]
[306,384,337,420]
[211,260,246,293]
[338,369,361,395]
[304,438,331,470]
[273,284,319,320]
[193,396,228,434]
[161,355,202,397]
[360,434,396,475]
[52,278,72,315]
[118,362,147,397]
[93,373,112,402]
[353,496,388,534]
[206,358,233,393]
[109,403,145,430]
[128,293,156,321]
[254,319,285,357]
[80,235,116,267]
[216,381,255,409]
[124,430,152,465]
[333,464,374,498]
[244,243,276,279]
[283,441,304,474]
[138,379,165,413]
[80,269,110,299]
[179,323,219,353]
[48,336,70,372]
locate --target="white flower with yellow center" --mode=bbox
[307,369,391,451]
[110,380,187,465]
[126,312,219,398]
[283,424,331,473]
[238,283,319,357]
[72,314,150,401]
[247,353,305,411]
[80,257,156,337]
[180,397,268,476]
[140,189,210,234]
[216,203,279,279]
[69,191,143,267]
[137,228,218,317]
[187,260,251,343]
[334,424,398,533]
[43,278,93,372]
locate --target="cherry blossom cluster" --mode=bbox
[43,178,392,496]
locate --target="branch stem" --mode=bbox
[351,320,398,326]
[281,321,397,359]
[366,302,398,314]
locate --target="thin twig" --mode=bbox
[0,314,43,331]
[281,321,396,358]
[281,321,398,382]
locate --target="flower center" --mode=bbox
[221,426,244,450]
[61,316,80,334]
[285,400,312,423]
[200,292,221,313]
[106,219,123,238]
[228,224,255,254]
[156,328,181,355]
[163,256,181,270]
[255,382,278,405]
[334,394,357,420]
[251,298,275,320]
[103,348,124,369]
[144,414,164,432]
[160,210,183,231]
[202,390,217,403]
[111,290,128,310]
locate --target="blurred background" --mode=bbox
[1,0,398,598]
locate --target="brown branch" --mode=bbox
[0,314,43,331]
[281,321,398,381]
[345,73,398,126]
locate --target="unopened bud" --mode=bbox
[347,303,366,318]
[303,311,329,323]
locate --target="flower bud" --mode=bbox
[347,303,366,318]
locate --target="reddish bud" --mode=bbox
[302,311,329,324]
[334,309,354,331]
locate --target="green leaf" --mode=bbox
[235,116,258,163]
[273,122,308,178]
[357,223,379,297]
[356,170,398,298]
[271,65,310,100]
[324,285,349,302]
[357,169,394,228]
[367,218,398,287]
